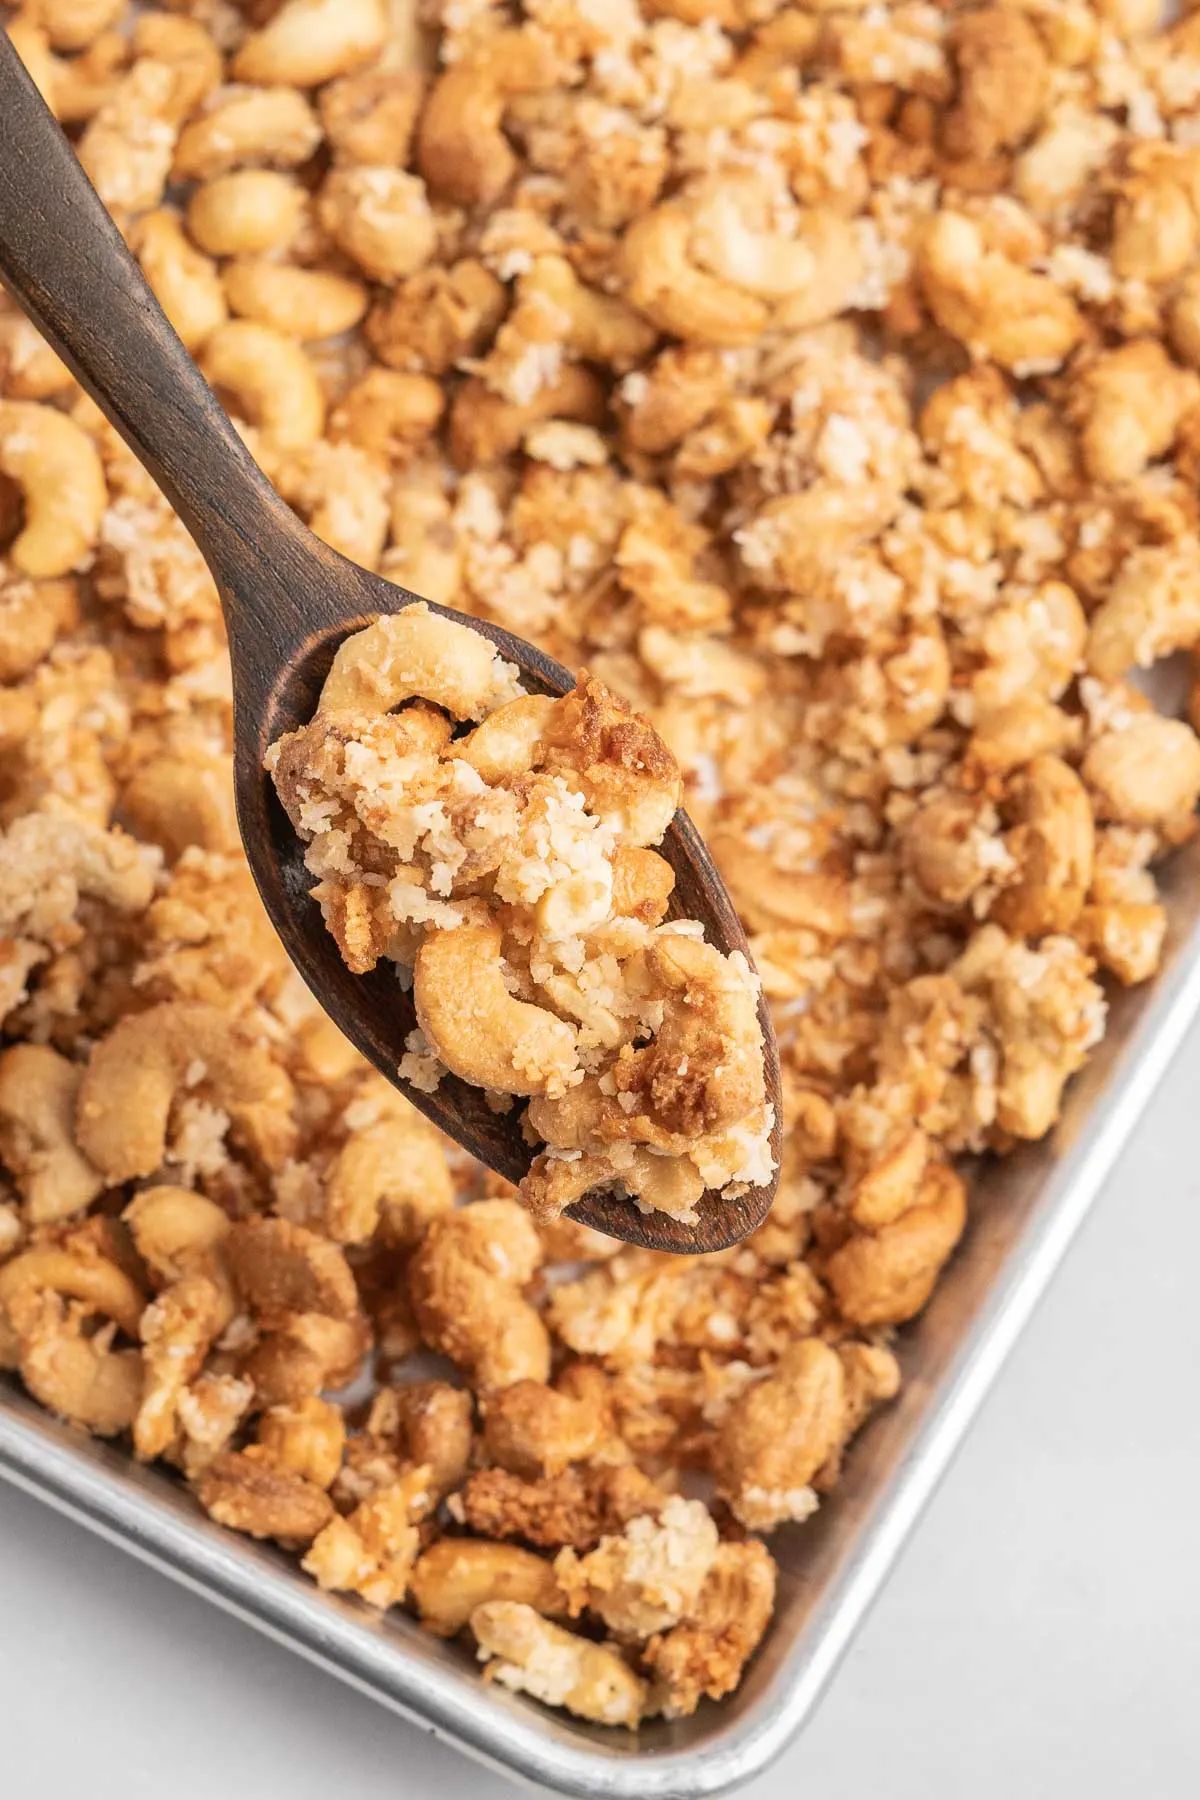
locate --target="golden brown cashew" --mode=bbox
[75,1001,296,1182]
[411,1540,566,1637]
[447,365,607,470]
[454,695,556,784]
[0,1044,104,1224]
[0,307,74,401]
[408,1200,550,1390]
[222,260,368,341]
[417,30,560,208]
[256,1396,346,1490]
[712,1337,844,1530]
[619,200,767,347]
[135,1272,222,1459]
[318,604,521,719]
[414,921,580,1098]
[200,322,325,448]
[185,170,307,259]
[471,1602,647,1728]
[134,209,227,354]
[233,0,388,88]
[992,756,1094,937]
[10,1289,143,1436]
[328,368,443,462]
[316,167,437,285]
[0,400,106,577]
[172,88,322,182]
[0,1231,146,1344]
[323,1108,453,1246]
[0,569,78,683]
[0,812,156,939]
[122,1185,233,1298]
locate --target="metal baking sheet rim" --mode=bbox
[4,865,1200,1799]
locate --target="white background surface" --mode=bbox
[2,1020,1199,1799]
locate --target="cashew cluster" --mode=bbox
[269,607,772,1221]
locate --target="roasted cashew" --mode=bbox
[447,366,607,470]
[122,1184,233,1296]
[0,306,74,401]
[620,200,767,348]
[173,88,322,182]
[233,0,387,88]
[222,260,367,341]
[200,321,325,448]
[482,1366,615,1480]
[414,920,580,1098]
[328,368,444,463]
[0,400,106,577]
[919,211,1084,373]
[75,1000,296,1182]
[407,1200,550,1390]
[824,1163,968,1328]
[992,756,1094,937]
[317,604,522,720]
[10,1289,143,1436]
[135,1272,222,1460]
[256,1395,346,1490]
[713,1337,844,1530]
[0,812,155,941]
[0,1225,146,1349]
[0,568,77,684]
[417,30,560,208]
[185,170,307,259]
[471,1602,647,1728]
[134,209,227,355]
[316,167,437,285]
[323,1107,454,1247]
[411,1540,566,1638]
[0,1044,104,1224]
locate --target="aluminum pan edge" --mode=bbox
[4,847,1200,1800]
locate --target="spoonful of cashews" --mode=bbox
[0,39,781,1254]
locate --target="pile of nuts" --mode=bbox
[3,0,1200,1730]
[268,604,775,1223]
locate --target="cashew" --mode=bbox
[620,199,767,347]
[316,167,436,285]
[554,1494,718,1638]
[0,812,156,940]
[195,1448,334,1547]
[414,920,579,1098]
[0,401,106,577]
[173,87,322,181]
[301,1466,429,1606]
[1087,546,1200,682]
[0,1044,104,1224]
[222,260,368,341]
[317,604,521,719]
[417,30,560,209]
[34,0,124,53]
[919,211,1084,373]
[234,0,387,88]
[712,1338,844,1530]
[517,256,656,373]
[200,321,325,448]
[483,1366,614,1479]
[824,1164,968,1328]
[1083,716,1200,832]
[448,366,607,470]
[225,1216,359,1324]
[122,1184,232,1290]
[328,368,443,463]
[75,1001,296,1182]
[130,14,221,121]
[256,1396,346,1490]
[411,1540,566,1637]
[407,1199,550,1390]
[319,68,425,169]
[992,756,1094,937]
[10,1289,143,1436]
[185,170,307,259]
[0,570,78,682]
[323,1107,454,1246]
[135,1273,222,1460]
[471,1602,647,1728]
[0,307,73,402]
[76,60,180,216]
[642,1540,777,1719]
[134,209,227,354]
[366,260,505,376]
[0,1228,146,1344]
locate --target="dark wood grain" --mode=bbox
[0,38,781,1253]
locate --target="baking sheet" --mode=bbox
[4,835,1200,1798]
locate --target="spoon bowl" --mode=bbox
[0,37,780,1253]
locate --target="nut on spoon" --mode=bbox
[0,40,781,1254]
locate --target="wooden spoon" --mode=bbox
[0,41,780,1254]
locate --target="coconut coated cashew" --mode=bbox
[75,1000,296,1182]
[414,920,580,1098]
[0,400,106,577]
[200,321,325,448]
[0,1044,104,1224]
[317,603,520,720]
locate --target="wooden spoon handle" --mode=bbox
[0,37,303,598]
